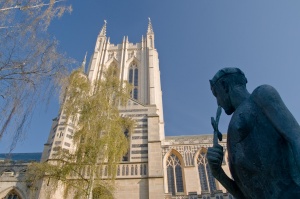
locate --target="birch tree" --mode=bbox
[0,0,72,151]
[27,66,134,199]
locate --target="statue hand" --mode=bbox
[207,144,224,178]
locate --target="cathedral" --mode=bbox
[0,20,234,199]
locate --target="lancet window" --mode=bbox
[197,150,217,193]
[166,153,184,195]
[5,191,20,199]
[128,63,138,100]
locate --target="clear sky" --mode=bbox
[1,0,300,153]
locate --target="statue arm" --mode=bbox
[214,169,246,199]
[252,85,300,176]
[207,145,246,199]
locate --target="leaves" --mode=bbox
[0,0,73,150]
[27,66,134,198]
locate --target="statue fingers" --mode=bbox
[207,156,222,165]
[208,144,223,154]
[207,152,223,164]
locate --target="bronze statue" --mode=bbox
[207,68,300,199]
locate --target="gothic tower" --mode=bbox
[40,19,165,198]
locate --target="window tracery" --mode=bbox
[197,150,217,193]
[166,153,184,195]
[128,63,138,100]
[5,191,20,199]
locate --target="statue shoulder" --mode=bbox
[251,84,282,107]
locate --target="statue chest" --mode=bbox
[227,102,282,171]
[226,100,292,198]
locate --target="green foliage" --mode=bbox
[27,66,134,199]
[0,0,73,151]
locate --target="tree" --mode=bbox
[0,0,72,151]
[27,66,134,199]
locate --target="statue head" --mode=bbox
[210,68,248,115]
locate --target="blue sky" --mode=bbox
[1,0,300,153]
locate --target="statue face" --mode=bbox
[212,83,235,115]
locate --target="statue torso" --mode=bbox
[227,95,298,199]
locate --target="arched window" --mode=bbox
[197,150,217,193]
[166,153,184,195]
[5,190,21,199]
[128,63,138,100]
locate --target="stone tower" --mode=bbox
[40,19,165,198]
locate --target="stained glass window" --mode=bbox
[167,166,175,196]
[197,150,217,193]
[166,153,184,195]
[129,68,133,84]
[128,63,138,100]
[133,88,138,100]
[6,191,20,199]
[134,68,138,86]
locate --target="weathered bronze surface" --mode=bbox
[207,68,300,199]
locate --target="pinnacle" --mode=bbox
[99,20,107,36]
[81,52,87,73]
[147,17,154,34]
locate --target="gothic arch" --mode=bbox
[0,186,26,199]
[126,56,140,65]
[106,59,119,69]
[163,149,184,167]
[163,149,185,196]
[193,147,207,164]
[128,61,139,100]
[194,147,218,194]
